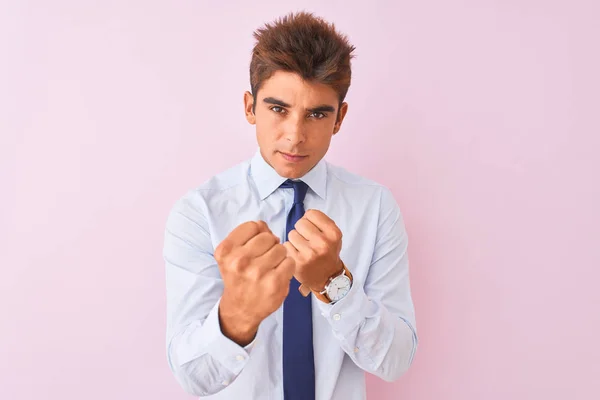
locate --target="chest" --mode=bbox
[206,189,379,283]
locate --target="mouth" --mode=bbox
[279,151,308,163]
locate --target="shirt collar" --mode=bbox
[250,148,327,201]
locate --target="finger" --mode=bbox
[227,221,264,247]
[298,284,311,297]
[288,229,312,254]
[274,256,295,280]
[255,242,288,271]
[283,240,298,257]
[302,209,328,231]
[303,210,341,242]
[294,218,322,241]
[255,220,271,234]
[243,231,280,258]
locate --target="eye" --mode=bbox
[270,106,286,114]
[309,112,326,119]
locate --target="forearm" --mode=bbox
[325,186,418,381]
[167,298,257,396]
[318,280,418,382]
[219,294,260,347]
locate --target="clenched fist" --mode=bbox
[215,221,295,346]
[283,209,344,293]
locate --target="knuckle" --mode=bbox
[258,220,270,229]
[259,231,274,242]
[255,221,267,233]
[240,220,259,236]
[239,220,257,234]
[267,232,280,245]
[214,240,231,262]
[256,220,273,235]
[230,252,250,272]
[248,267,262,283]
[249,221,262,236]
[264,277,278,296]
[315,240,329,254]
[332,228,342,241]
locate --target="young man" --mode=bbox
[164,12,418,400]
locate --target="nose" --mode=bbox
[283,114,306,145]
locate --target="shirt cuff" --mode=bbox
[316,277,374,338]
[202,298,256,375]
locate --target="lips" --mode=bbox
[280,152,307,163]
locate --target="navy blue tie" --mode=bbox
[280,179,315,400]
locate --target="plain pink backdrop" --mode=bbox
[2,1,599,399]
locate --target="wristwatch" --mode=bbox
[311,261,353,304]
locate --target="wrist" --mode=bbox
[312,260,353,304]
[315,259,345,292]
[218,296,259,346]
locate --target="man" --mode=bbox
[163,11,418,400]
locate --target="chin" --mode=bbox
[276,165,305,179]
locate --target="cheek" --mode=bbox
[312,124,335,143]
[258,119,286,142]
[256,111,277,128]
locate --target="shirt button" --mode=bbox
[333,313,341,321]
[222,380,229,386]
[354,347,359,353]
[236,355,245,361]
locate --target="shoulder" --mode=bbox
[326,161,393,195]
[168,159,251,219]
[196,159,251,194]
[326,161,401,215]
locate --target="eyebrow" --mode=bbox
[263,97,336,113]
[263,97,291,108]
[307,104,336,113]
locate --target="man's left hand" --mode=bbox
[283,209,344,292]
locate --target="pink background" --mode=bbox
[3,1,599,399]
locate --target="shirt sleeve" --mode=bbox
[315,187,418,382]
[163,190,258,396]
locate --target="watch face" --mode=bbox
[327,275,352,302]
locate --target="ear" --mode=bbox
[244,91,256,125]
[333,102,348,135]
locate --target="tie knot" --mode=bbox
[280,179,309,205]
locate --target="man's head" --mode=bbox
[244,12,355,179]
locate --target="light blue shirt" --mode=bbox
[163,150,418,400]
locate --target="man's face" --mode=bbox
[244,70,348,179]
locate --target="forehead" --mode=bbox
[258,70,338,106]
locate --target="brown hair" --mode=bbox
[249,12,356,110]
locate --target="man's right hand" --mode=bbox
[214,221,295,346]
